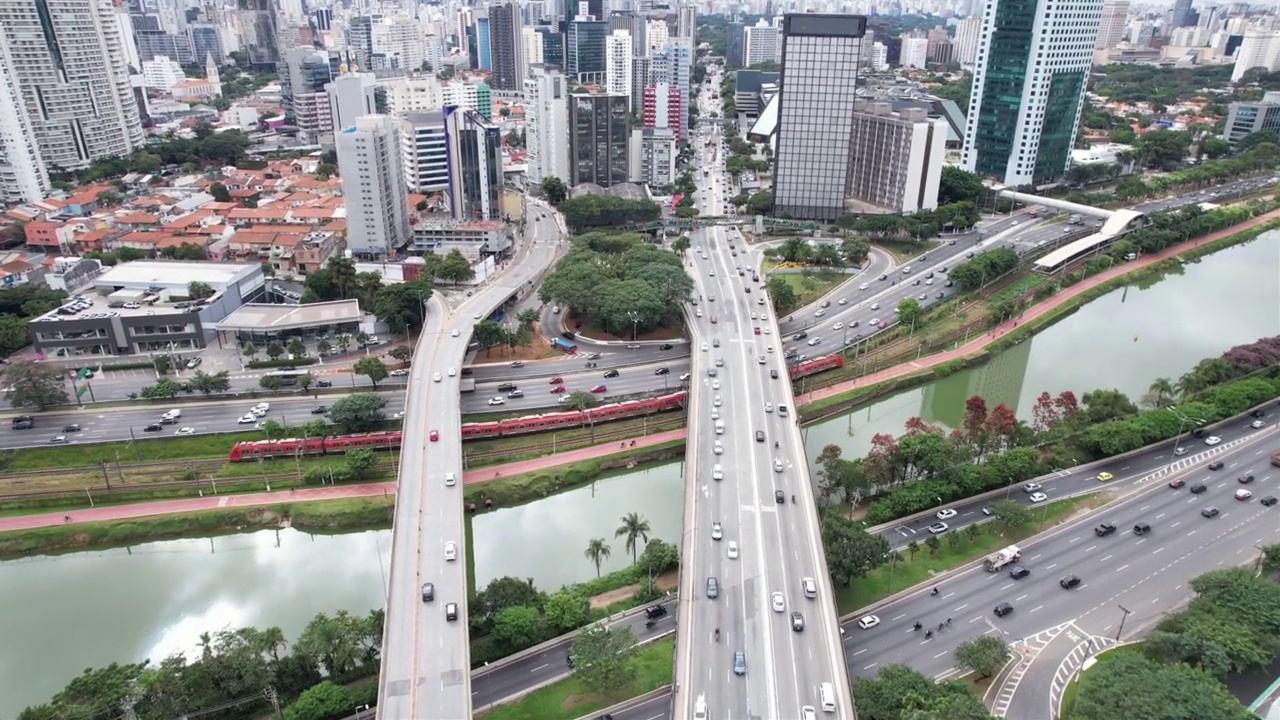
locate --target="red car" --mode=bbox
[550,385,566,393]
[591,385,607,393]
[429,430,439,442]
[753,327,761,335]
[878,321,888,329]
[710,316,718,324]
[549,376,563,384]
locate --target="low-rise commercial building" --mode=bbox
[1222,92,1280,144]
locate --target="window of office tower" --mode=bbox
[773,14,865,222]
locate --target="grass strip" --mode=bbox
[476,637,674,720]
[835,494,1100,615]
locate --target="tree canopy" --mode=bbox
[557,195,661,232]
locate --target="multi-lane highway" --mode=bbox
[674,68,853,719]
[377,200,565,719]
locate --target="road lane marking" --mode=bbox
[1115,564,1129,573]
[1030,605,1043,613]
[1100,555,1113,563]
[530,663,547,672]
[1015,594,1028,602]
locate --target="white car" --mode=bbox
[1204,435,1222,445]
[727,541,739,559]
[758,355,767,364]
[1023,482,1042,493]
[175,427,195,436]
[393,411,405,419]
[838,298,848,305]
[49,435,68,444]
[773,458,784,473]
[487,397,506,406]
[237,414,257,424]
[814,309,826,317]
[869,318,880,326]
[936,508,957,520]
[451,329,460,337]
[1252,419,1267,429]
[713,466,724,480]
[444,472,456,487]
[928,522,949,534]
[447,367,457,377]
[858,283,869,290]
[680,372,691,381]
[772,591,785,612]
[714,395,722,407]
[1029,492,1048,503]
[253,403,270,413]
[857,615,881,630]
[713,442,724,455]
[701,342,709,352]
[709,269,716,276]
[444,541,457,561]
[833,322,844,330]
[390,369,410,376]
[712,522,723,540]
[806,338,821,346]
[870,302,880,310]
[433,372,442,383]
[712,380,721,390]
[764,402,773,413]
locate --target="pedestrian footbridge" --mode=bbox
[994,189,1146,274]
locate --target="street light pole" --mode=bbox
[1115,604,1132,641]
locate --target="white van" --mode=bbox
[715,420,725,435]
[162,409,181,420]
[820,682,836,712]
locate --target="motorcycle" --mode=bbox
[913,621,922,631]
[644,620,656,629]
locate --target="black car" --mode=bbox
[1133,522,1151,535]
[994,603,1014,617]
[1251,409,1266,418]
[1190,483,1208,494]
[315,380,333,388]
[311,406,328,415]
[143,423,162,432]
[62,424,81,432]
[774,490,785,504]
[769,369,779,379]
[1009,565,1031,579]
[1263,497,1279,507]
[659,343,674,350]
[654,367,670,375]
[1095,522,1117,537]
[159,417,178,425]
[1201,507,1220,518]
[1239,474,1256,484]
[1060,575,1082,590]
[644,604,668,619]
[604,369,620,378]
[497,383,518,392]
[1208,461,1224,470]
[792,331,808,341]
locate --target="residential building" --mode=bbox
[0,31,48,203]
[142,56,184,90]
[642,83,682,139]
[336,115,411,257]
[347,15,375,70]
[401,111,450,192]
[649,37,693,139]
[525,64,571,183]
[846,102,947,214]
[476,15,492,71]
[902,36,929,68]
[606,29,633,100]
[280,48,336,143]
[490,0,526,92]
[568,19,608,82]
[372,14,427,72]
[383,75,445,114]
[647,18,671,54]
[772,14,866,221]
[327,73,378,133]
[136,29,195,63]
[0,0,144,185]
[569,92,630,187]
[1222,92,1280,143]
[443,106,502,221]
[1095,0,1130,52]
[744,19,781,65]
[954,16,982,66]
[961,0,1102,186]
[1232,31,1280,82]
[636,126,678,186]
[525,26,545,65]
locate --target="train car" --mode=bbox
[461,420,502,440]
[322,432,403,453]
[228,436,326,462]
[500,409,587,436]
[789,355,844,380]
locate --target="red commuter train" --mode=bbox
[789,354,843,379]
[227,391,689,462]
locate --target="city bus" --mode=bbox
[263,369,312,386]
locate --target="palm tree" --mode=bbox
[259,626,287,663]
[615,512,652,563]
[584,537,612,578]
[1148,377,1176,407]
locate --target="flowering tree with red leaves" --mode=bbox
[985,403,1018,447]
[1031,391,1061,432]
[1054,391,1080,422]
[903,416,939,436]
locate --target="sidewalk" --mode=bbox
[797,207,1280,406]
[0,428,688,533]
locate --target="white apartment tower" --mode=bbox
[1095,0,1129,51]
[744,19,781,65]
[772,14,865,221]
[524,64,570,183]
[524,26,545,66]
[0,32,49,203]
[962,0,1103,186]
[901,37,929,68]
[645,18,669,54]
[1233,31,1280,82]
[954,16,982,66]
[336,115,411,258]
[606,29,633,101]
[847,102,947,214]
[0,0,143,185]
[327,73,378,132]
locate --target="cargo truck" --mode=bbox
[984,545,1022,572]
[1271,450,1280,468]
[552,337,578,353]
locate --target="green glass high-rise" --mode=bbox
[961,0,1102,186]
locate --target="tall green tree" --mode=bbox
[615,512,652,563]
[327,392,387,432]
[584,537,612,578]
[2,361,68,409]
[352,357,388,388]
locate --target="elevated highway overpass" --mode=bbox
[376,200,566,719]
